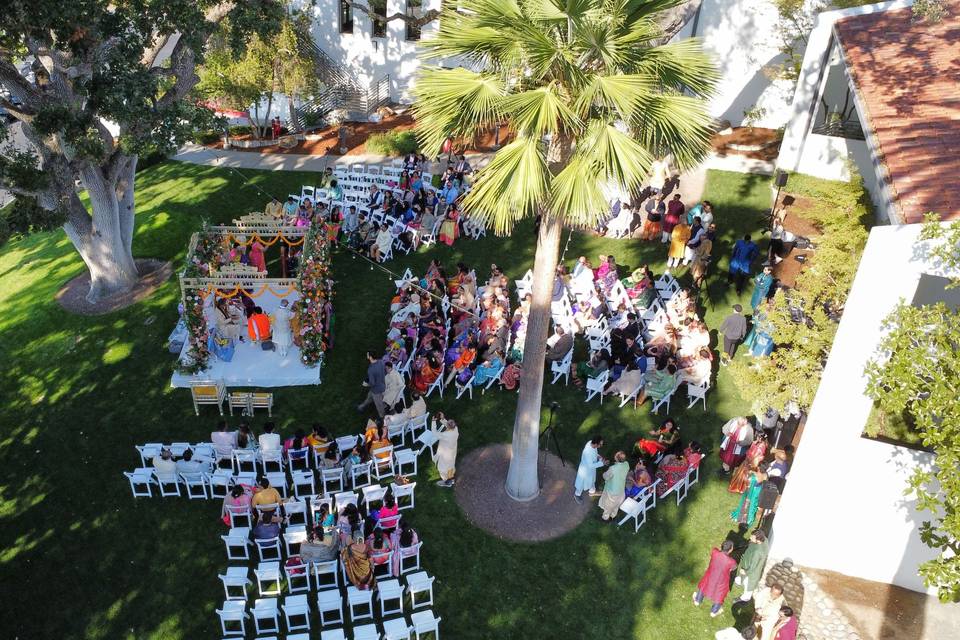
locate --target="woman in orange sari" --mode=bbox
[438,205,459,246]
[411,353,442,394]
[728,432,767,493]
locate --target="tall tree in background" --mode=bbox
[0,0,284,302]
[414,0,716,500]
[865,217,960,602]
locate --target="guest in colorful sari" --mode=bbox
[750,265,775,310]
[500,359,522,390]
[641,194,665,240]
[729,433,767,493]
[654,452,689,498]
[667,220,691,269]
[365,528,394,572]
[248,241,267,272]
[411,353,442,394]
[663,193,685,243]
[389,520,420,577]
[744,301,776,358]
[624,461,653,498]
[731,470,765,527]
[638,363,678,407]
[342,533,376,589]
[472,353,504,387]
[438,205,459,246]
[636,418,681,458]
[444,337,477,386]
[719,416,755,472]
[597,255,620,296]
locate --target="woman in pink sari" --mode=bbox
[249,241,266,272]
[389,519,420,577]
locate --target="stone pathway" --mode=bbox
[763,559,864,640]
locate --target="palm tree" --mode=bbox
[413,0,717,501]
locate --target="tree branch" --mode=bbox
[346,2,441,27]
[0,58,42,109]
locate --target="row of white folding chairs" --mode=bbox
[453,361,506,400]
[218,592,439,639]
[134,441,214,467]
[616,461,701,532]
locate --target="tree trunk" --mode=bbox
[288,92,298,133]
[505,214,564,501]
[64,163,141,302]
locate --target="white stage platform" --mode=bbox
[170,290,322,389]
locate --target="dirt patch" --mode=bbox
[454,443,593,542]
[712,127,782,162]
[767,193,822,289]
[56,259,172,315]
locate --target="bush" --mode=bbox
[303,111,324,129]
[365,130,418,156]
[228,125,253,137]
[191,129,222,145]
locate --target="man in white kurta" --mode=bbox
[431,415,459,487]
[574,436,606,503]
[272,299,294,357]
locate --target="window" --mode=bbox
[406,0,423,41]
[371,0,387,38]
[339,0,353,34]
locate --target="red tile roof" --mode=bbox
[836,4,960,223]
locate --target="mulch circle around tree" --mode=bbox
[56,258,172,316]
[454,443,594,542]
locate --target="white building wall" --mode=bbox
[769,222,947,594]
[296,0,442,103]
[675,0,796,128]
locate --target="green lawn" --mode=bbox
[0,163,774,639]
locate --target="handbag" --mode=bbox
[261,340,275,351]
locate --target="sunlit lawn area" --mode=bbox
[0,162,773,639]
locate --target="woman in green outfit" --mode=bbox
[599,451,630,521]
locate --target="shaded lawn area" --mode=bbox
[0,163,773,639]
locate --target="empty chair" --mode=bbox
[347,585,374,622]
[399,541,423,575]
[393,449,418,477]
[285,558,311,594]
[135,443,162,467]
[282,594,311,633]
[124,468,156,498]
[190,380,226,415]
[233,449,258,475]
[285,497,308,526]
[350,460,373,489]
[354,623,382,640]
[686,380,709,410]
[255,561,282,596]
[320,628,347,640]
[219,566,251,601]
[291,469,315,498]
[405,571,435,609]
[313,559,339,591]
[584,370,610,404]
[321,466,345,494]
[391,481,416,511]
[153,468,181,497]
[255,535,282,562]
[180,471,208,499]
[222,527,251,561]
[262,452,285,475]
[549,350,573,385]
[208,467,233,498]
[361,484,387,511]
[287,446,311,471]
[252,597,280,635]
[410,610,442,639]
[216,600,247,637]
[383,617,413,640]
[405,413,429,442]
[283,524,308,556]
[378,578,405,617]
[415,430,439,460]
[317,588,344,627]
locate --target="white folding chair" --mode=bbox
[425,365,445,398]
[262,449,285,474]
[686,380,709,410]
[225,503,253,528]
[616,377,647,409]
[222,527,251,560]
[454,370,475,399]
[383,616,413,640]
[361,484,387,511]
[208,467,233,498]
[617,479,661,533]
[180,472,208,499]
[399,541,422,575]
[282,594,311,632]
[135,443,162,467]
[584,370,610,404]
[350,461,373,489]
[370,549,394,579]
[387,419,408,446]
[320,627,347,640]
[321,466,345,494]
[233,449,258,475]
[314,560,339,591]
[334,490,359,513]
[372,446,395,481]
[252,597,280,635]
[335,435,359,455]
[415,430,439,460]
[550,350,573,385]
[391,481,417,510]
[405,571,435,609]
[255,536,282,562]
[347,585,374,622]
[288,447,311,472]
[354,623,381,640]
[291,469,316,498]
[651,381,680,414]
[286,497,308,526]
[410,610,441,639]
[378,578,405,617]
[255,561,282,596]
[216,600,247,637]
[124,468,156,498]
[405,413,429,442]
[283,525,308,556]
[219,566,251,601]
[393,449,418,477]
[301,185,316,202]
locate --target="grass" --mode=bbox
[364,130,419,156]
[0,163,774,639]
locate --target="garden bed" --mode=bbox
[711,126,782,162]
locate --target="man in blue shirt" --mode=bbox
[727,234,759,293]
[439,179,459,205]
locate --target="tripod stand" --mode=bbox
[538,403,566,492]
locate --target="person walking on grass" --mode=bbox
[357,351,386,416]
[719,304,748,363]
[431,412,459,487]
[599,451,629,520]
[736,529,770,601]
[694,539,738,617]
[574,435,606,504]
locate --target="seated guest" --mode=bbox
[251,476,283,511]
[635,418,681,459]
[472,352,504,387]
[374,493,399,525]
[176,448,212,475]
[252,510,282,541]
[247,306,271,344]
[367,184,384,212]
[678,347,712,386]
[370,222,393,261]
[445,337,478,386]
[337,503,363,545]
[211,420,237,455]
[259,422,281,453]
[314,502,336,529]
[300,525,340,564]
[306,423,330,455]
[221,484,253,526]
[544,326,574,363]
[342,533,376,589]
[500,357,523,391]
[572,348,612,388]
[389,519,420,576]
[152,448,177,476]
[625,461,653,498]
[237,423,257,450]
[638,362,678,406]
[406,392,427,419]
[283,428,310,465]
[654,453,690,498]
[602,366,645,399]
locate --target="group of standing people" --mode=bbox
[208,294,295,361]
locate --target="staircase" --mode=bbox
[290,36,393,130]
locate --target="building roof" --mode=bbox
[835,4,960,223]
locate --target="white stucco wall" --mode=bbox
[770,222,948,594]
[674,0,796,128]
[294,0,442,103]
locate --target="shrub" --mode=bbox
[191,129,222,145]
[365,130,418,156]
[228,125,253,137]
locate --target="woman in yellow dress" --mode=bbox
[667,220,691,270]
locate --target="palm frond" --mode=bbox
[547,154,608,228]
[501,84,582,137]
[577,119,653,193]
[461,136,549,234]
[412,67,506,156]
[573,73,654,121]
[628,38,719,97]
[630,93,715,170]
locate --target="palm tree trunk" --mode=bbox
[505,213,564,501]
